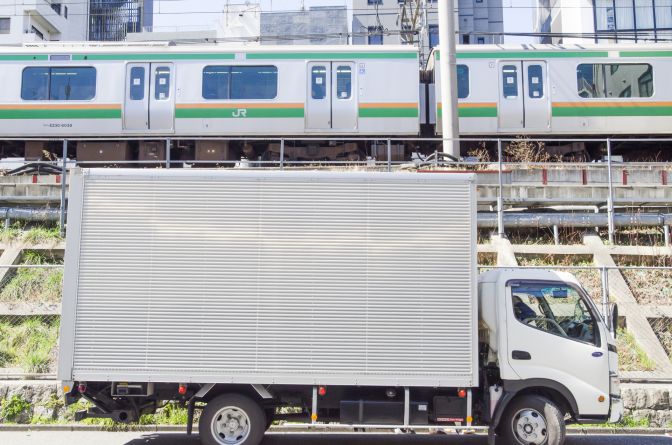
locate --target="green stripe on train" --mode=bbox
[358,108,419,118]
[0,55,49,61]
[435,51,609,60]
[620,51,672,58]
[247,52,417,60]
[438,107,498,118]
[175,108,305,119]
[0,109,121,119]
[552,106,672,117]
[72,53,237,61]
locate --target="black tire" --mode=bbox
[498,395,565,445]
[199,393,266,445]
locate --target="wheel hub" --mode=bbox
[513,408,548,445]
[212,406,251,445]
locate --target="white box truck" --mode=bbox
[58,169,622,445]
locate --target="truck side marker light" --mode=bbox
[458,389,467,398]
[178,384,187,395]
[318,387,327,396]
[311,413,318,422]
[63,385,70,393]
[598,395,605,403]
[466,416,473,423]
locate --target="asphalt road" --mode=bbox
[2,432,671,445]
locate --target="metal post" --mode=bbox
[4,217,9,230]
[387,139,392,172]
[311,386,318,424]
[600,266,610,324]
[59,139,68,236]
[438,0,459,158]
[497,139,505,238]
[280,139,285,170]
[466,389,473,427]
[165,139,171,169]
[553,225,560,246]
[665,225,670,247]
[403,387,410,427]
[606,139,615,244]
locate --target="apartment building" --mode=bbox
[0,0,87,43]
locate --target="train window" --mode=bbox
[21,68,50,100]
[502,65,518,99]
[202,66,277,100]
[230,66,277,100]
[577,64,653,98]
[203,66,231,100]
[527,65,544,99]
[457,64,469,99]
[154,67,171,101]
[22,67,96,101]
[129,67,145,101]
[336,65,351,100]
[311,66,327,100]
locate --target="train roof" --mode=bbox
[0,43,419,58]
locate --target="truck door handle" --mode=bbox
[512,350,531,360]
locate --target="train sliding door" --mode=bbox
[306,62,357,132]
[498,61,550,132]
[123,63,175,133]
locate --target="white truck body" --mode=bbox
[59,169,478,388]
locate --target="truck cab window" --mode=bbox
[511,283,597,345]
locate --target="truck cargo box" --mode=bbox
[59,170,477,387]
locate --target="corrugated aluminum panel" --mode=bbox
[60,170,478,387]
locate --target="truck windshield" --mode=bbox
[511,283,597,345]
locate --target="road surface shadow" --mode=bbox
[122,432,672,445]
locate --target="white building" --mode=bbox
[0,0,87,43]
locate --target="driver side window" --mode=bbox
[511,283,597,345]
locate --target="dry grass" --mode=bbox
[617,328,656,372]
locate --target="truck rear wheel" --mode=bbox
[499,395,565,445]
[199,393,266,445]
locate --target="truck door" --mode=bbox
[306,62,358,132]
[505,281,610,416]
[498,61,550,132]
[124,63,175,133]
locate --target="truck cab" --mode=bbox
[479,269,622,443]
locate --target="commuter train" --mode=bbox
[0,42,669,162]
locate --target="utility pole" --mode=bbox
[438,0,460,158]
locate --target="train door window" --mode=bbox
[129,67,145,101]
[230,66,277,100]
[502,65,518,98]
[457,64,469,99]
[154,67,170,101]
[336,65,352,100]
[527,64,544,99]
[311,66,327,100]
[21,67,50,100]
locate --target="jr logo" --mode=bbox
[232,109,248,118]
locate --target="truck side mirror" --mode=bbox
[609,303,619,338]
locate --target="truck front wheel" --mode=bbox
[499,395,565,445]
[199,394,266,445]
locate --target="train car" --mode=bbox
[428,43,672,157]
[0,44,419,162]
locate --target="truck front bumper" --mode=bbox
[608,396,623,423]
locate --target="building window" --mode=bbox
[595,0,672,42]
[50,2,62,15]
[429,24,439,47]
[457,64,469,99]
[64,6,68,19]
[31,26,44,40]
[367,0,383,4]
[21,67,96,101]
[477,37,485,44]
[0,18,9,34]
[577,64,653,98]
[368,26,383,45]
[202,66,278,100]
